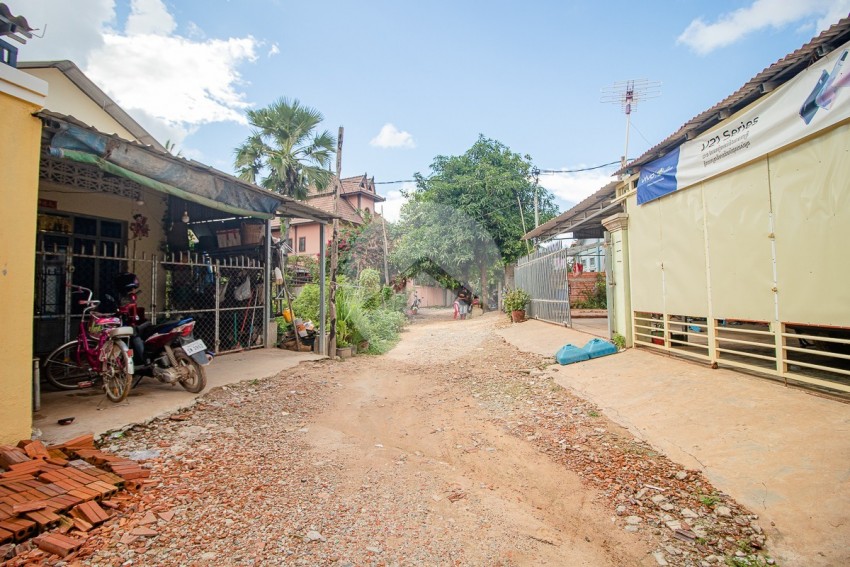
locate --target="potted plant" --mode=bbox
[504,288,531,323]
[335,320,353,358]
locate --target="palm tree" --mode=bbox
[234,98,335,200]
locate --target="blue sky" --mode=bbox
[9,0,850,219]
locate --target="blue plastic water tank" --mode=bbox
[583,338,618,359]
[555,344,590,365]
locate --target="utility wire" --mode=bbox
[374,159,625,185]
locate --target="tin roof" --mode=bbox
[620,15,850,174]
[522,181,621,241]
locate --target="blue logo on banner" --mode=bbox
[637,147,680,205]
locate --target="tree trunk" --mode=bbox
[478,261,488,312]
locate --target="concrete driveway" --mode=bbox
[33,348,323,445]
[497,318,850,567]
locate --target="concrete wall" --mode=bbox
[409,283,451,307]
[288,223,323,258]
[0,65,47,443]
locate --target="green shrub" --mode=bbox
[291,283,321,323]
[572,272,607,309]
[289,275,409,355]
[504,288,531,312]
[360,309,407,354]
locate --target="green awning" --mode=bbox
[54,149,274,219]
[41,112,284,220]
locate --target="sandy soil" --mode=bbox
[22,309,770,566]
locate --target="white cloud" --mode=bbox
[538,169,616,209]
[268,43,280,57]
[370,123,416,149]
[125,0,175,35]
[378,186,410,222]
[9,0,259,149]
[677,0,850,55]
[6,0,115,65]
[86,31,257,140]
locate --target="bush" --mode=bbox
[573,273,607,309]
[289,277,409,353]
[291,283,321,323]
[504,288,531,312]
[360,309,407,354]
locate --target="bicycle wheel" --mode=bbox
[43,340,98,390]
[101,342,132,403]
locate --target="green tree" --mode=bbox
[401,135,559,308]
[233,98,335,199]
[392,200,500,295]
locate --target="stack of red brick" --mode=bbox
[0,435,148,559]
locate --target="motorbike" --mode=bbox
[110,273,210,393]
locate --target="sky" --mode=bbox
[8,0,850,221]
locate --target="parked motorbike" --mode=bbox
[110,273,210,393]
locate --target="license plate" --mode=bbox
[182,339,207,356]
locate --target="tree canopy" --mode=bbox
[233,98,335,200]
[395,135,559,306]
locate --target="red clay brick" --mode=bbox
[24,508,61,528]
[0,517,37,541]
[34,532,84,557]
[22,441,50,461]
[11,500,48,514]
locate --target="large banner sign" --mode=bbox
[638,39,850,205]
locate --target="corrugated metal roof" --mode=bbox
[620,15,850,174]
[0,3,33,42]
[523,180,620,241]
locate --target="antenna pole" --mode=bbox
[601,79,661,169]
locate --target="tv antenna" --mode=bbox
[601,79,661,168]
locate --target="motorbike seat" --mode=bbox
[144,317,194,339]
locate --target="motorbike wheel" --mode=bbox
[102,342,132,403]
[175,348,207,393]
[43,339,98,390]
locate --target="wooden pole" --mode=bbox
[517,195,532,254]
[380,205,390,285]
[328,126,343,357]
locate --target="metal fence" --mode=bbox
[34,244,266,358]
[515,244,572,326]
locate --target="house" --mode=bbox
[278,174,385,256]
[525,16,850,394]
[0,6,48,443]
[0,6,333,442]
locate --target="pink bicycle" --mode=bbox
[42,285,134,402]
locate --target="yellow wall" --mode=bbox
[627,119,850,329]
[0,66,47,444]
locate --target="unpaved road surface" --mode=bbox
[28,310,772,566]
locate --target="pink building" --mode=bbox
[272,174,385,256]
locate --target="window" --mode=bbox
[35,212,126,352]
[36,213,126,316]
[298,236,306,253]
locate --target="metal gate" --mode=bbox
[514,244,571,326]
[34,244,266,358]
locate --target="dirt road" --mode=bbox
[52,310,770,566]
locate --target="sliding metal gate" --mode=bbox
[515,244,571,326]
